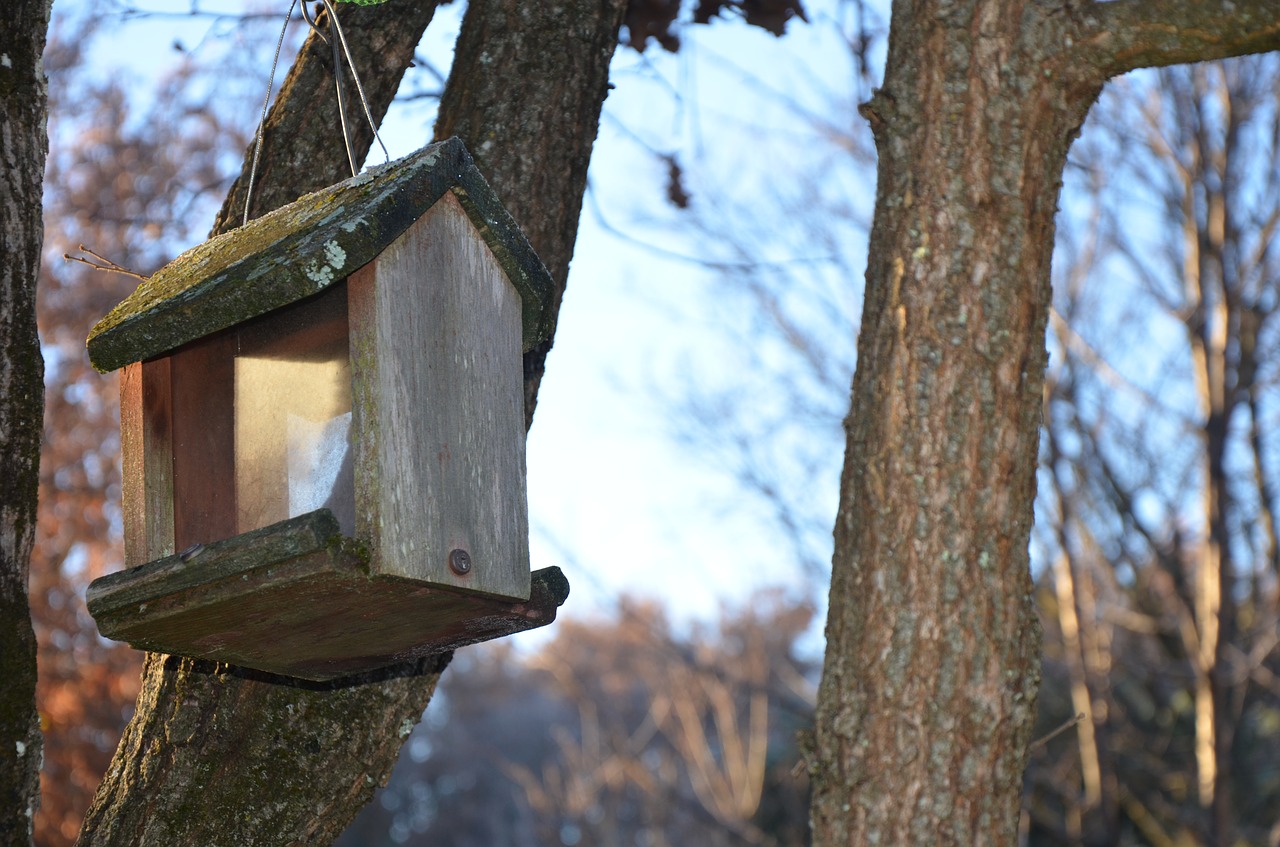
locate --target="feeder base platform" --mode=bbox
[86,510,569,682]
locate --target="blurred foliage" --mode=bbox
[337,593,817,847]
[624,0,808,52]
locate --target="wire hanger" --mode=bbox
[244,0,391,227]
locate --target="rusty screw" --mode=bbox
[448,548,472,576]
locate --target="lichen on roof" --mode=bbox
[87,137,554,373]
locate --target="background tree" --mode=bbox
[810,2,1280,844]
[1027,56,1280,847]
[658,21,1280,847]
[1,0,53,843]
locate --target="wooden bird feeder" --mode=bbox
[84,138,568,681]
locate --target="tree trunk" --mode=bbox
[0,0,53,843]
[434,0,628,425]
[77,1,623,844]
[810,1,1280,844]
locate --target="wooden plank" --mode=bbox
[349,192,530,600]
[170,332,237,550]
[121,359,176,566]
[87,138,554,373]
[86,510,569,682]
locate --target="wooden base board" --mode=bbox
[86,510,569,682]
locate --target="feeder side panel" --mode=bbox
[170,333,239,551]
[349,193,530,601]
[121,359,177,567]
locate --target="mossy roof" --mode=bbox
[86,137,554,373]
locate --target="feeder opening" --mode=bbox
[235,288,353,536]
[170,282,354,549]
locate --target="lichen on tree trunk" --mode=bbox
[809,1,1280,844]
[75,1,625,844]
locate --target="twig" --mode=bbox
[1029,713,1085,751]
[62,245,150,281]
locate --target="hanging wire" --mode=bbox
[319,0,390,172]
[244,0,300,227]
[243,0,391,227]
[327,2,359,177]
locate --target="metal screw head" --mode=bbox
[448,548,472,575]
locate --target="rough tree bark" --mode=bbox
[0,1,53,843]
[434,0,627,423]
[76,1,624,844]
[811,1,1280,844]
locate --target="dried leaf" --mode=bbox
[664,155,691,209]
[624,0,682,52]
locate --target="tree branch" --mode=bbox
[1085,0,1280,78]
[434,0,629,426]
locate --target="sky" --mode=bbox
[63,0,873,643]
[520,11,869,626]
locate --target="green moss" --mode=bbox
[87,137,554,372]
[332,534,372,572]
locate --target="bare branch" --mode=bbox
[63,245,150,281]
[1028,713,1086,752]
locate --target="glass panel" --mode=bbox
[233,284,354,536]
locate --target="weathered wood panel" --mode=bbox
[349,192,530,600]
[170,334,237,550]
[87,510,567,681]
[121,359,176,567]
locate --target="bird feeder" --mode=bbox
[84,138,568,681]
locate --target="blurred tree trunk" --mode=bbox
[75,1,624,845]
[0,0,53,843]
[1028,58,1280,846]
[811,2,1280,844]
[1175,65,1241,840]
